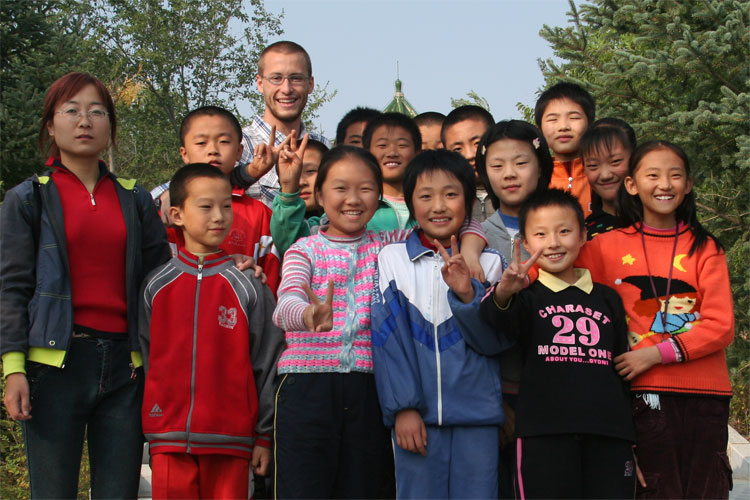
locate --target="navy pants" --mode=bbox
[274,372,390,499]
[393,425,500,499]
[22,337,144,499]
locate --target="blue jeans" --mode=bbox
[22,336,144,499]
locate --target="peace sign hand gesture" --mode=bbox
[278,131,310,194]
[435,235,475,304]
[245,125,288,180]
[493,239,542,308]
[302,279,334,332]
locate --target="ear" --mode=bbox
[235,142,244,163]
[623,175,638,196]
[307,75,315,94]
[169,206,184,227]
[579,227,588,247]
[47,120,55,137]
[521,236,531,255]
[256,74,264,93]
[179,146,190,165]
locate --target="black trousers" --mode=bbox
[273,372,391,499]
[516,433,636,499]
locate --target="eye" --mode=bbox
[289,75,307,85]
[266,74,283,85]
[419,194,431,200]
[452,146,462,153]
[63,108,80,117]
[89,109,107,118]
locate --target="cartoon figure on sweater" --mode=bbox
[617,275,700,346]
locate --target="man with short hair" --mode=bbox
[237,41,330,207]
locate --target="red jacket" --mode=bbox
[139,250,284,458]
[167,187,281,295]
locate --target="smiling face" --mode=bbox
[624,148,692,229]
[412,169,467,248]
[170,176,233,255]
[180,115,243,175]
[316,156,380,237]
[299,147,323,211]
[583,139,630,214]
[369,125,417,196]
[522,204,587,284]
[46,84,111,163]
[540,98,588,161]
[256,50,313,128]
[485,138,542,217]
[659,294,698,315]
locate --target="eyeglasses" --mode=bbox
[260,74,310,87]
[55,108,110,122]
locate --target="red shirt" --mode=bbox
[51,160,128,333]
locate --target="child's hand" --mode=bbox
[302,279,334,332]
[436,235,474,304]
[458,233,486,282]
[394,409,427,456]
[231,255,267,284]
[494,239,542,307]
[3,373,31,421]
[245,125,291,180]
[614,346,662,381]
[252,446,271,476]
[277,131,309,194]
[158,191,173,226]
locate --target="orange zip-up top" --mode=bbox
[579,224,733,397]
[549,156,592,217]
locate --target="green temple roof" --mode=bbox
[383,78,417,117]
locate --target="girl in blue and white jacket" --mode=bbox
[372,150,511,499]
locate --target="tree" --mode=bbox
[450,90,491,111]
[539,0,750,434]
[0,0,92,197]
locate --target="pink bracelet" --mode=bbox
[656,340,677,364]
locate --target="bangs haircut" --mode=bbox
[403,149,476,223]
[362,112,422,151]
[39,72,117,157]
[180,106,242,146]
[616,140,722,256]
[475,120,554,210]
[335,107,381,145]
[314,145,383,201]
[519,188,584,238]
[534,81,595,127]
[580,117,637,161]
[258,40,312,76]
[169,163,230,209]
[441,105,494,144]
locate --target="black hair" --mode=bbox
[259,40,312,76]
[313,145,383,201]
[519,188,585,238]
[474,120,554,211]
[305,138,329,157]
[414,111,446,128]
[580,118,637,212]
[402,150,477,225]
[335,107,381,145]
[617,140,722,256]
[534,82,596,128]
[170,163,230,208]
[441,106,494,145]
[180,106,242,146]
[362,112,422,151]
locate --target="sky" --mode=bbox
[240,0,573,138]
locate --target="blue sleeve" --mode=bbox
[449,278,515,356]
[371,274,427,428]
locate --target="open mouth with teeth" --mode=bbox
[383,161,401,169]
[544,252,566,261]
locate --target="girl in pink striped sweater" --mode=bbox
[271,145,485,498]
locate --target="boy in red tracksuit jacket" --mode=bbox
[139,164,284,499]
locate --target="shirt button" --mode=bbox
[49,340,56,346]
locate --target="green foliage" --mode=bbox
[540,0,750,434]
[450,90,491,111]
[0,0,92,197]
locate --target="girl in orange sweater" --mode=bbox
[579,140,733,499]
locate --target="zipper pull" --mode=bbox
[90,193,96,206]
[197,262,204,282]
[129,362,136,380]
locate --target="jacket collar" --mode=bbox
[405,230,457,262]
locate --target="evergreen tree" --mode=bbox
[539,0,749,431]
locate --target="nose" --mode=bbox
[503,165,517,179]
[657,173,672,190]
[77,112,92,127]
[279,77,294,93]
[386,143,399,157]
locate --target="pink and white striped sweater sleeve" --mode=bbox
[272,246,312,331]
